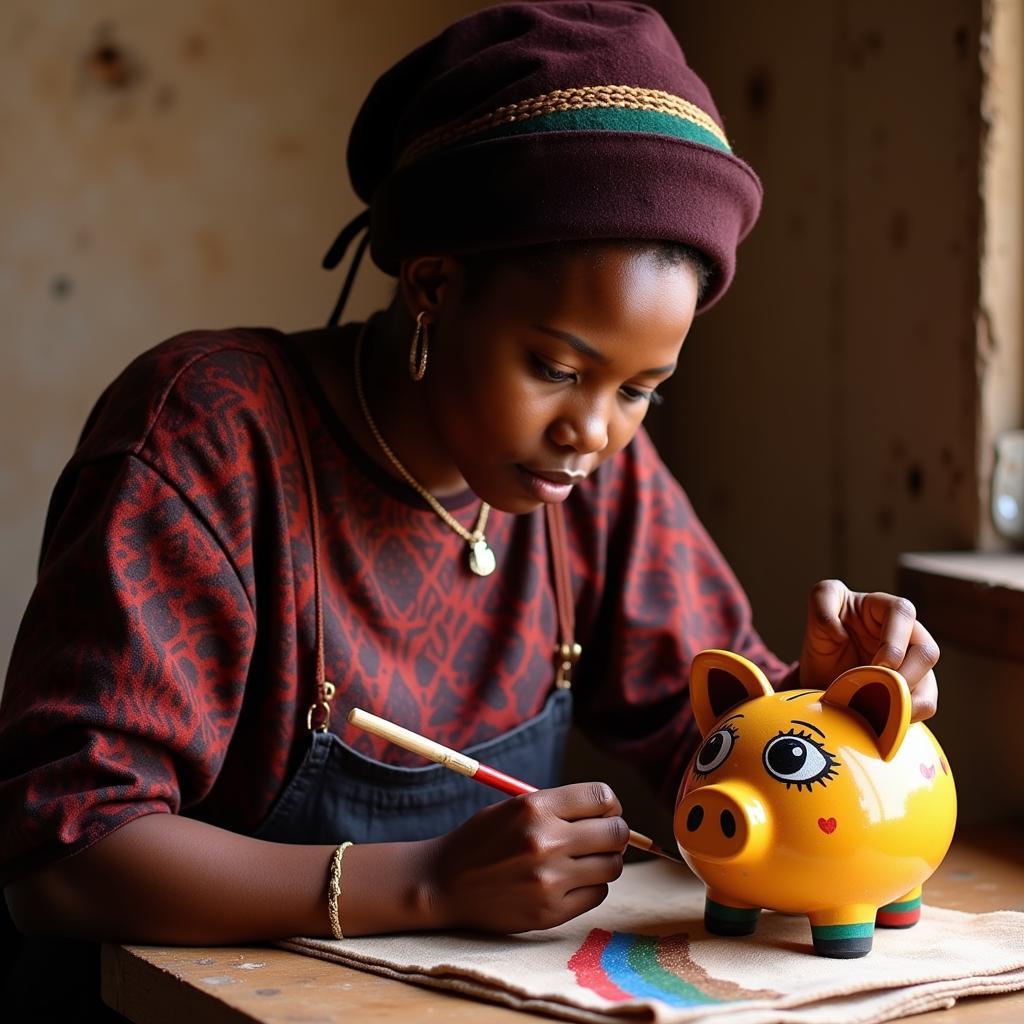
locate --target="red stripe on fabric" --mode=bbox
[568,929,632,1002]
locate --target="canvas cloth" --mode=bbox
[281,860,1024,1024]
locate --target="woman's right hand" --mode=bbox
[4,789,627,944]
[419,782,629,933]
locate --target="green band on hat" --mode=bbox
[445,106,731,156]
[400,84,731,166]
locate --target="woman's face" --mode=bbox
[421,245,700,514]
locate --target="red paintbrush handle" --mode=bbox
[346,706,681,862]
[475,761,676,861]
[473,762,538,796]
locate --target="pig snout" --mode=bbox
[675,783,771,864]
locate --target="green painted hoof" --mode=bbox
[705,898,760,936]
[810,921,874,958]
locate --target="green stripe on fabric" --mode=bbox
[627,936,722,1005]
[706,900,760,922]
[812,922,875,940]
[449,107,732,155]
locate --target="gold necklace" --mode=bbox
[353,322,496,577]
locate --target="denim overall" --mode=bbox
[253,687,573,844]
[254,344,580,846]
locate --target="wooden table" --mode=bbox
[102,826,1024,1024]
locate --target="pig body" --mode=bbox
[674,650,956,958]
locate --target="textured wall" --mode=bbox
[3,4,1019,827]
[979,0,1024,546]
[654,0,987,659]
[645,0,1024,826]
[0,1,488,681]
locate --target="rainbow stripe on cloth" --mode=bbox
[280,871,1024,1022]
[568,928,772,1008]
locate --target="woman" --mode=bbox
[1,2,938,1015]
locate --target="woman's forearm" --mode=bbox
[6,784,631,942]
[4,812,439,944]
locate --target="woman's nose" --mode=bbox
[548,400,609,454]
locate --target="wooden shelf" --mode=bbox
[897,552,1024,661]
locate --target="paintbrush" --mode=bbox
[347,707,681,863]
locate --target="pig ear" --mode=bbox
[821,666,911,761]
[690,650,775,737]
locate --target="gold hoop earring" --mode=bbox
[409,311,429,381]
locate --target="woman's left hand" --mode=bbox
[797,579,939,722]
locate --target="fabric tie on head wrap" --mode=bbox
[323,0,762,325]
[322,209,370,327]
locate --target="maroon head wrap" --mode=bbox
[324,1,762,320]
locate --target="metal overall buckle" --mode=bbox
[306,680,336,732]
[555,642,582,689]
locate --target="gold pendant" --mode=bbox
[468,538,496,577]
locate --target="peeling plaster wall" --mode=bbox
[655,0,986,659]
[978,0,1024,547]
[0,1,489,682]
[960,0,1024,823]
[649,0,1024,823]
[3,5,1021,823]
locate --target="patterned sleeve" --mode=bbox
[569,427,793,806]
[0,362,258,885]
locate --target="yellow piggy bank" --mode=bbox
[674,649,956,958]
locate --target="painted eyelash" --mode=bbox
[692,721,739,780]
[770,727,841,792]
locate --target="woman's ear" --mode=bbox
[397,256,456,320]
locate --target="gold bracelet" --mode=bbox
[327,841,353,940]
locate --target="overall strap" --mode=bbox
[266,335,581,727]
[545,503,582,688]
[263,342,334,732]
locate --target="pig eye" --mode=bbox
[694,723,738,777]
[762,729,839,791]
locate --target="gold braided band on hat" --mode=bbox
[399,84,731,166]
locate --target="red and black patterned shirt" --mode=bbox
[0,326,789,884]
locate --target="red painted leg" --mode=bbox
[876,886,922,928]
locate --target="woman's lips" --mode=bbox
[525,467,586,485]
[515,465,585,502]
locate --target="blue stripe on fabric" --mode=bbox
[599,932,709,1008]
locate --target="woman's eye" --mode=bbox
[694,725,736,775]
[531,355,575,383]
[619,386,663,405]
[762,731,839,791]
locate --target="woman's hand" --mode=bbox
[420,782,628,933]
[798,579,939,722]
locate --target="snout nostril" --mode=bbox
[686,805,704,832]
[720,809,736,838]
